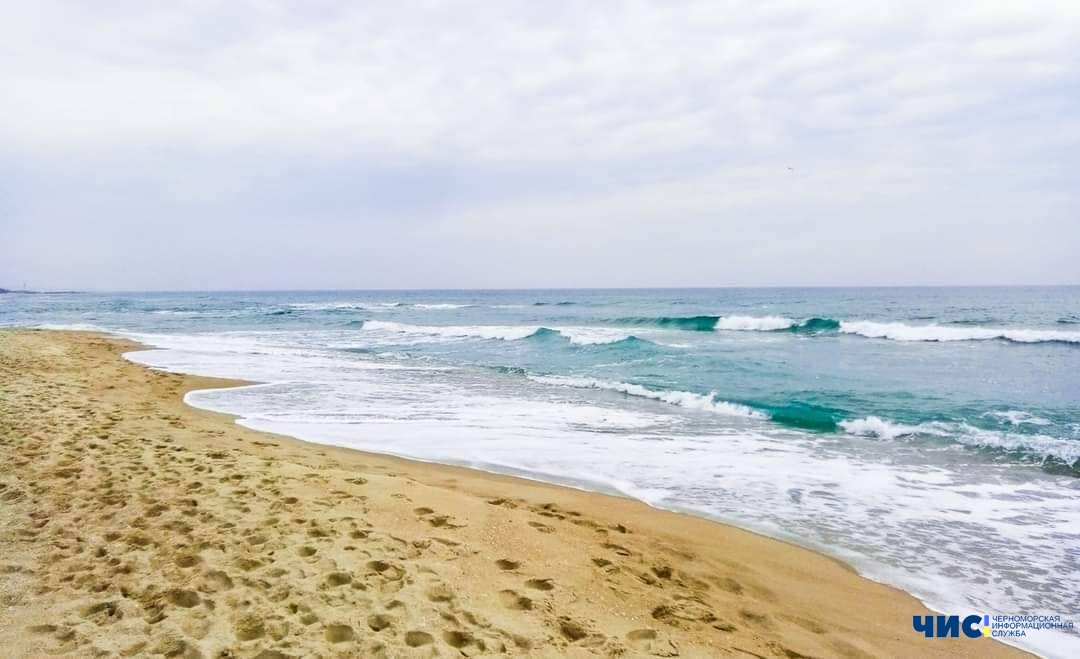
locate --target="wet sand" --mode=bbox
[0,329,1029,658]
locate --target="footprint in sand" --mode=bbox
[627,629,657,641]
[366,560,405,582]
[627,628,680,656]
[738,608,773,629]
[525,578,554,591]
[203,570,233,591]
[426,582,455,603]
[558,617,589,642]
[602,542,632,557]
[81,600,122,624]
[325,623,354,643]
[164,589,200,608]
[444,629,485,651]
[651,565,673,580]
[498,589,533,610]
[234,613,265,640]
[323,572,352,588]
[174,552,201,568]
[652,600,722,628]
[405,630,434,647]
[427,514,465,529]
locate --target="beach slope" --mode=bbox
[0,330,1028,657]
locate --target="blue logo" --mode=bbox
[914,614,1073,639]
[911,615,986,638]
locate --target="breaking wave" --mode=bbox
[837,321,1080,344]
[839,416,1080,474]
[355,320,662,347]
[984,410,1053,427]
[791,317,842,333]
[292,302,477,311]
[527,375,766,419]
[614,315,840,333]
[413,303,473,310]
[360,320,540,341]
[611,315,1079,344]
[715,315,796,331]
[289,302,403,312]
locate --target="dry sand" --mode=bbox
[0,329,1029,658]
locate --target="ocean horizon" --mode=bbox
[8,284,1079,293]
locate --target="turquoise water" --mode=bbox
[4,287,1079,655]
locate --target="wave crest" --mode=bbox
[356,321,662,347]
[617,315,721,331]
[289,302,403,312]
[839,416,1080,472]
[527,375,766,419]
[714,315,795,331]
[360,320,540,341]
[413,303,473,310]
[838,321,1080,344]
[608,314,1077,344]
[612,314,1080,344]
[791,317,841,333]
[613,315,842,334]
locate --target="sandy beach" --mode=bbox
[0,329,1029,658]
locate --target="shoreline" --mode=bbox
[0,329,1032,657]
[161,349,1008,638]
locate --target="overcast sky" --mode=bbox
[3,1,1079,290]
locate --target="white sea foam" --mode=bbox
[839,320,1080,344]
[702,315,1080,345]
[361,320,541,341]
[552,328,691,347]
[290,301,472,311]
[121,331,452,381]
[840,416,1080,464]
[714,315,795,331]
[289,302,402,312]
[359,321,649,346]
[552,327,633,345]
[32,322,111,332]
[528,375,766,418]
[985,410,1053,426]
[838,416,945,440]
[950,424,1080,464]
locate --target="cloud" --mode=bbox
[2,1,1078,288]
[5,1,1078,158]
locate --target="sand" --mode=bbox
[0,329,1030,658]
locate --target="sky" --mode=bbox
[2,0,1079,290]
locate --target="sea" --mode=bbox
[3,287,1078,656]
